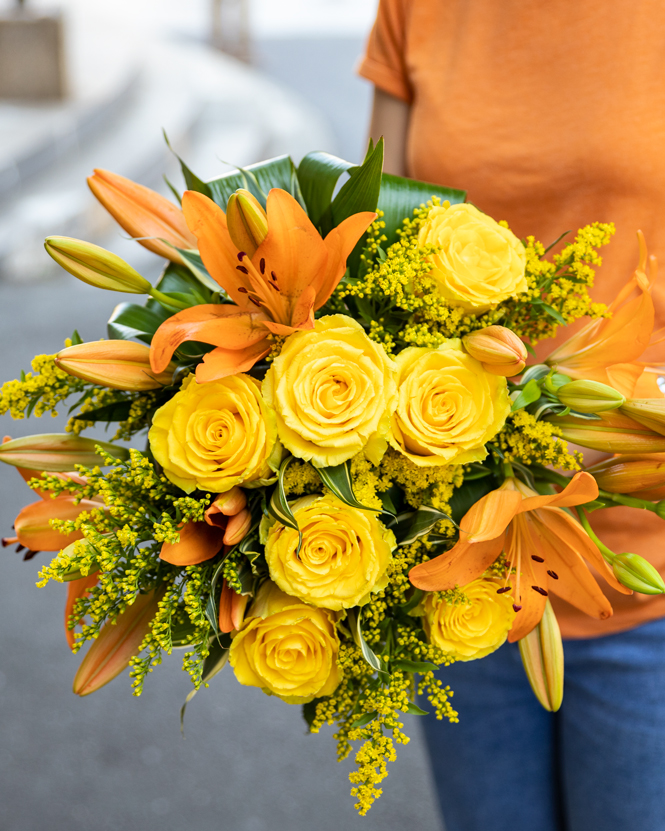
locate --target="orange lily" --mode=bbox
[64,572,99,650]
[149,188,376,382]
[87,169,197,263]
[546,232,656,397]
[159,487,249,566]
[409,472,631,641]
[73,588,165,696]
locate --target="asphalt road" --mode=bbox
[0,38,445,831]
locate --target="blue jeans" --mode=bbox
[422,617,665,831]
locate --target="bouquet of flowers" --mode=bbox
[2,139,665,814]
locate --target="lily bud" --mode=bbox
[0,434,129,472]
[87,169,197,263]
[55,340,174,391]
[44,236,152,294]
[222,508,252,546]
[65,572,99,650]
[586,453,665,493]
[518,599,564,712]
[73,588,165,696]
[218,578,250,633]
[612,552,665,595]
[462,326,528,376]
[621,399,665,437]
[159,521,224,567]
[204,487,248,528]
[556,380,625,414]
[548,411,665,454]
[226,189,268,257]
[14,496,101,552]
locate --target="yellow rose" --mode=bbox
[389,340,510,466]
[423,579,516,661]
[418,203,527,312]
[264,494,395,611]
[229,581,341,703]
[149,373,280,494]
[262,315,397,467]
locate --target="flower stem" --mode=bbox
[148,287,190,311]
[575,508,616,563]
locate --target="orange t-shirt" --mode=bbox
[359,0,665,639]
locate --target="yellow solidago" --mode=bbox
[495,410,582,470]
[0,353,84,419]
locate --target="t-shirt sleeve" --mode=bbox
[358,0,412,103]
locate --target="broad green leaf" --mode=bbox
[297,151,353,228]
[163,130,212,197]
[207,156,301,210]
[391,659,438,674]
[71,400,133,424]
[107,302,170,344]
[330,139,384,227]
[395,504,456,546]
[377,173,466,248]
[70,329,83,345]
[405,701,429,716]
[350,711,378,729]
[268,456,302,554]
[159,258,218,297]
[316,461,388,515]
[519,364,550,385]
[511,378,542,412]
[399,588,424,614]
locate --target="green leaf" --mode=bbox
[297,151,353,228]
[268,457,302,554]
[172,250,220,294]
[302,697,323,730]
[350,711,378,729]
[536,302,566,325]
[399,588,424,614]
[70,329,83,346]
[316,461,388,516]
[391,659,438,674]
[511,378,542,412]
[377,173,466,248]
[71,400,133,424]
[107,302,170,344]
[207,155,301,210]
[519,364,550,385]
[405,701,429,716]
[353,608,388,678]
[163,130,212,197]
[395,504,455,546]
[170,619,199,647]
[330,139,384,227]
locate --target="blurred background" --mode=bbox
[0,1,447,829]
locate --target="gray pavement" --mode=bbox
[0,34,445,830]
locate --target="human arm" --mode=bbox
[368,88,411,176]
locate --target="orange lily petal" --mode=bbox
[182,191,254,306]
[314,211,377,307]
[195,340,271,383]
[88,170,196,263]
[507,518,548,641]
[518,471,598,514]
[14,496,99,551]
[253,189,327,319]
[409,534,506,591]
[205,488,246,527]
[65,572,99,650]
[160,521,225,566]
[461,489,523,542]
[538,508,631,595]
[150,304,269,373]
[73,588,165,696]
[527,512,617,618]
